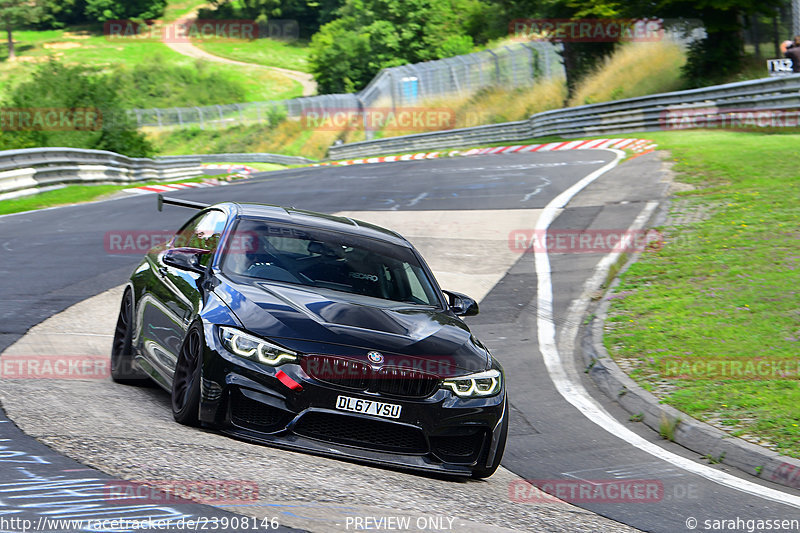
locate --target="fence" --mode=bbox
[129,42,563,130]
[327,74,800,159]
[0,148,202,200]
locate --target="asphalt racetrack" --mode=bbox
[1,151,799,532]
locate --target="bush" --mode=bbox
[112,56,248,109]
[0,61,153,157]
[265,104,288,127]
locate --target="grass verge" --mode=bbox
[1,184,135,215]
[0,177,202,216]
[603,130,800,457]
[192,39,312,73]
[0,29,302,104]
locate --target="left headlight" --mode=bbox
[442,369,502,398]
[219,326,297,366]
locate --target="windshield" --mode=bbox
[221,218,441,307]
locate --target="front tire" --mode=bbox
[171,324,203,426]
[471,399,509,479]
[110,289,150,385]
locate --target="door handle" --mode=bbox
[158,266,168,277]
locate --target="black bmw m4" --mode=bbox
[111,197,507,477]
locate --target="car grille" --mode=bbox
[230,388,290,433]
[375,367,439,398]
[302,355,440,398]
[293,411,428,454]
[301,355,371,390]
[430,430,486,464]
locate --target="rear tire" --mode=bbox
[471,398,509,479]
[171,324,203,426]
[110,289,150,385]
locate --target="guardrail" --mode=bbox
[160,153,316,165]
[0,148,202,200]
[328,75,800,159]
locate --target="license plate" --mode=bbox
[336,395,402,419]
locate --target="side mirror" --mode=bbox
[163,247,210,274]
[443,290,479,317]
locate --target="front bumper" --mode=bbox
[198,329,506,476]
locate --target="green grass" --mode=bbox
[206,162,287,172]
[604,130,800,457]
[0,176,212,215]
[0,184,133,215]
[0,28,302,104]
[193,38,312,73]
[0,164,292,215]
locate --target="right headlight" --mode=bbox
[219,326,297,366]
[442,369,502,398]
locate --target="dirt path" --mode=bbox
[164,8,317,96]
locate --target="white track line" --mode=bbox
[534,149,800,509]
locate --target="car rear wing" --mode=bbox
[157,194,210,212]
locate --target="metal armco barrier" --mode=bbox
[0,148,202,200]
[160,153,316,165]
[328,74,800,159]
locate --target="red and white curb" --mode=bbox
[124,178,224,195]
[203,163,258,177]
[123,164,260,195]
[314,152,444,166]
[317,138,657,167]
[462,138,657,155]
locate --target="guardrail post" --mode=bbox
[487,49,501,84]
[389,70,397,112]
[195,107,204,130]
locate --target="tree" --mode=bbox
[1,0,42,61]
[199,0,346,37]
[310,0,476,93]
[655,0,784,86]
[83,0,166,22]
[504,0,786,88]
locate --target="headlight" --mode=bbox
[219,327,297,366]
[442,369,502,398]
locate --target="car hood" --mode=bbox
[215,278,489,375]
